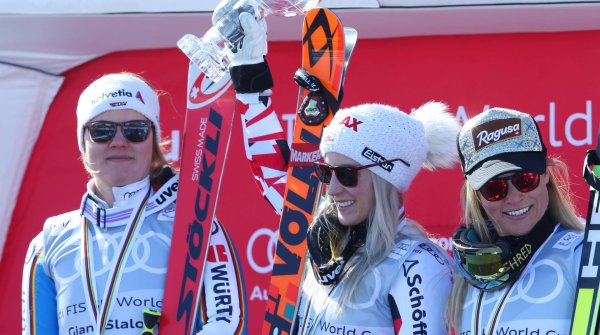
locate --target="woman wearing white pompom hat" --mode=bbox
[293,102,460,335]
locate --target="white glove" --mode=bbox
[212,0,238,26]
[212,0,268,67]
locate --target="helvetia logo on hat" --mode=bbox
[471,118,522,151]
[135,91,145,104]
[90,89,134,105]
[362,147,394,172]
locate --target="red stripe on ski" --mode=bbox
[159,65,235,335]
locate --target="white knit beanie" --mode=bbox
[320,102,460,192]
[76,73,160,152]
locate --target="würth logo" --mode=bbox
[339,116,362,131]
[207,244,229,263]
[472,118,521,151]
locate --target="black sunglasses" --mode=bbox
[313,158,409,187]
[479,172,541,202]
[85,120,153,144]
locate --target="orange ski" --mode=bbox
[262,8,356,335]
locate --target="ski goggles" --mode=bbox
[452,226,511,290]
[478,172,541,202]
[313,158,408,187]
[85,120,153,144]
[141,308,161,335]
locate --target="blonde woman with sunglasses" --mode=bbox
[446,107,584,334]
[293,102,460,334]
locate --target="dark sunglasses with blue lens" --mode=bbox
[85,120,153,144]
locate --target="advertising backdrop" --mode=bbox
[3,30,600,334]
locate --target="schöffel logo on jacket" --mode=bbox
[471,118,521,151]
[403,259,428,334]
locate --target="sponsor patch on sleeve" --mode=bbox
[388,241,414,260]
[553,231,583,250]
[157,203,176,221]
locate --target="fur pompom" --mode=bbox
[411,101,461,170]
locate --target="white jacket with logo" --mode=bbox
[295,218,453,335]
[457,225,583,335]
[22,176,247,335]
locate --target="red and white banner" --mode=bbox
[3,30,600,334]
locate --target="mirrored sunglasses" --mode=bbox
[313,158,409,188]
[85,120,153,144]
[479,172,541,202]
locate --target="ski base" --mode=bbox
[262,8,356,335]
[159,64,235,335]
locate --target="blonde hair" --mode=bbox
[445,157,584,330]
[314,171,431,315]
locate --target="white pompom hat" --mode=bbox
[76,73,160,152]
[320,102,460,192]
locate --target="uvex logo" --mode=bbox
[155,182,178,205]
[339,116,362,131]
[471,118,521,151]
[319,259,345,284]
[176,108,223,335]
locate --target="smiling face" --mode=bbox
[478,171,550,236]
[83,109,153,193]
[324,152,376,226]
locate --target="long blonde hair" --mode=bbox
[313,171,431,315]
[445,157,584,330]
